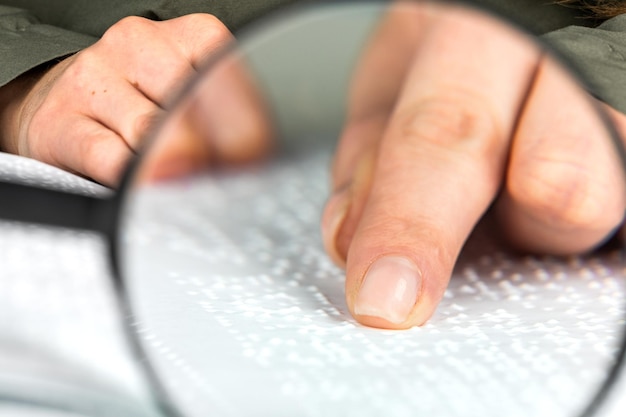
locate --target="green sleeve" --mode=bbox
[0,0,297,37]
[542,14,626,114]
[0,0,296,87]
[2,0,624,114]
[0,6,96,87]
[472,0,584,34]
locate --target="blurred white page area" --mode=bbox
[123,146,626,417]
[0,153,158,417]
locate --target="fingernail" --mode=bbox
[354,256,421,324]
[321,187,351,266]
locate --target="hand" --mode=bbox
[0,14,269,186]
[321,3,626,329]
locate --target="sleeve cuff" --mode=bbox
[542,14,626,113]
[0,6,97,87]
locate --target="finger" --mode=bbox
[159,14,234,69]
[84,78,164,151]
[190,54,273,163]
[45,117,133,186]
[495,56,626,254]
[343,7,541,329]
[96,14,233,105]
[604,102,626,142]
[322,146,377,267]
[604,103,626,244]
[331,4,428,191]
[137,54,273,183]
[323,3,430,265]
[136,103,214,183]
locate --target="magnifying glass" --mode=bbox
[0,1,625,416]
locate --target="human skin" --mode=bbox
[321,3,626,329]
[0,6,624,330]
[0,13,269,186]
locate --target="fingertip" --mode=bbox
[343,225,454,330]
[350,255,423,329]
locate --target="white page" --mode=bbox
[121,146,626,417]
[0,153,160,417]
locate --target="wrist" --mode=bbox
[0,66,48,154]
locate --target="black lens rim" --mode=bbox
[108,1,626,417]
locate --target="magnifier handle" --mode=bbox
[0,180,116,234]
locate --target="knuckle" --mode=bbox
[113,15,153,32]
[79,131,125,183]
[63,52,94,84]
[131,111,162,146]
[396,93,501,156]
[183,13,232,42]
[103,15,154,43]
[507,157,620,231]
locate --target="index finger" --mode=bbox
[344,5,541,328]
[331,4,428,191]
